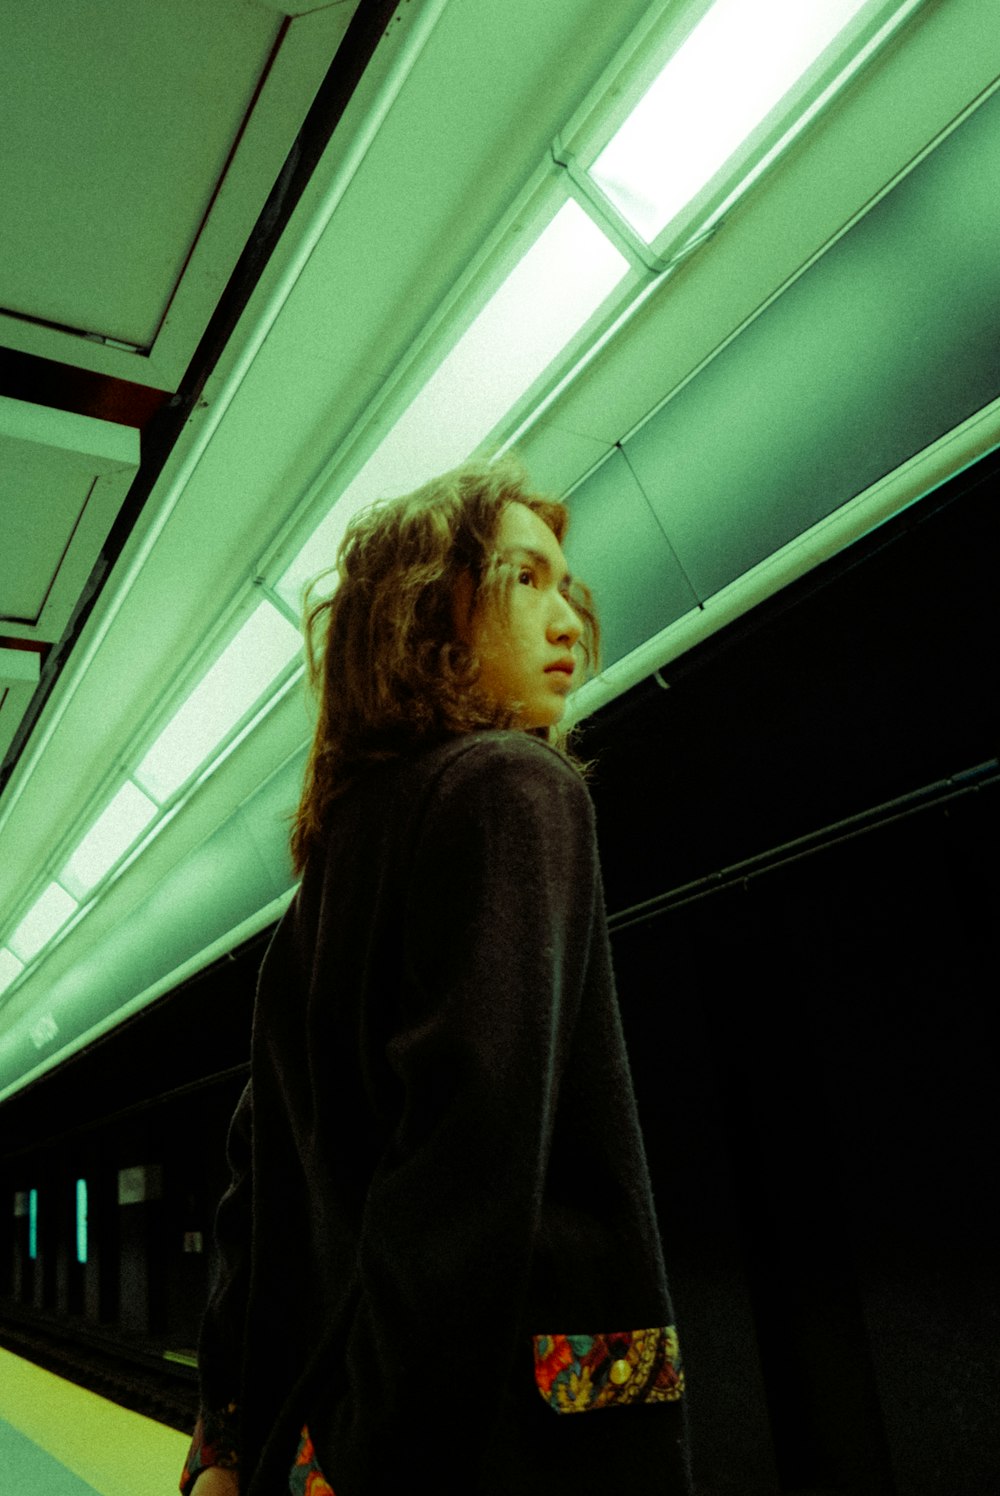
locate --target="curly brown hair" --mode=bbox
[290,457,600,873]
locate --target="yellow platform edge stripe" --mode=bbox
[0,1345,190,1496]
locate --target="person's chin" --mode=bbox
[525,701,566,730]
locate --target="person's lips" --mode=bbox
[545,658,576,678]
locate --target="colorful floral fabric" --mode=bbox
[533,1327,684,1412]
[179,1402,239,1492]
[289,1424,336,1496]
[180,1414,335,1494]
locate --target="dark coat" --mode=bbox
[181,731,691,1494]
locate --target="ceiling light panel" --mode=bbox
[8,882,78,964]
[133,599,302,804]
[276,198,630,612]
[0,948,24,997]
[59,780,159,899]
[394,198,630,467]
[587,0,916,245]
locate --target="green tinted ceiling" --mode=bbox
[568,82,1000,665]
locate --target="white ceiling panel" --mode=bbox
[0,393,140,764]
[0,0,359,388]
[0,650,42,765]
[0,396,140,641]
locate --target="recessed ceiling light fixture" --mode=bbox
[0,947,24,998]
[276,198,629,611]
[134,599,302,804]
[558,0,925,254]
[59,780,159,898]
[7,882,78,965]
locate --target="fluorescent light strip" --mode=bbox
[76,1178,88,1264]
[59,780,159,899]
[134,599,303,804]
[0,602,302,978]
[703,0,924,235]
[8,883,78,964]
[0,947,24,997]
[590,0,872,243]
[277,198,629,611]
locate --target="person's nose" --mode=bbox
[549,591,582,647]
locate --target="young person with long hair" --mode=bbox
[179,459,691,1495]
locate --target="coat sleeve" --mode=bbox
[179,1079,252,1493]
[327,737,649,1487]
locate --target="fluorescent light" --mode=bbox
[589,0,872,243]
[8,882,78,963]
[76,1178,88,1264]
[276,497,371,615]
[59,780,159,898]
[134,600,302,803]
[0,947,24,996]
[277,198,629,611]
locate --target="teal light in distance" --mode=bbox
[589,0,871,243]
[276,198,629,613]
[76,1178,88,1264]
[133,599,303,803]
[28,1188,38,1260]
[7,883,78,963]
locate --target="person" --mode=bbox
[179,459,692,1495]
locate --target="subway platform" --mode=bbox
[0,1345,190,1496]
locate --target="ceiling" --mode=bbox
[1,0,998,1098]
[0,0,360,384]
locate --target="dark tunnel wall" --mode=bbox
[576,444,999,1495]
[603,796,998,1496]
[581,446,999,918]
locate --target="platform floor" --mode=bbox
[0,1345,190,1496]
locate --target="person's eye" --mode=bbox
[517,567,535,585]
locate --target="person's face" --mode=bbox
[458,503,584,729]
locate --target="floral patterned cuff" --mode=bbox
[179,1402,240,1493]
[533,1326,684,1412]
[290,1423,336,1495]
